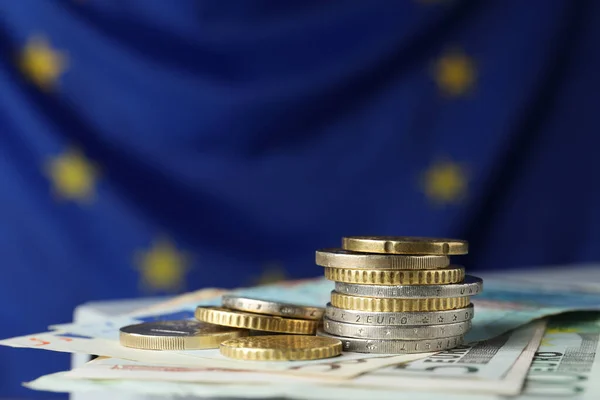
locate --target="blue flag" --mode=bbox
[1,0,599,397]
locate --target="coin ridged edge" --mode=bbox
[220,341,342,361]
[195,307,317,334]
[333,276,482,298]
[330,292,470,312]
[342,237,468,255]
[315,249,450,270]
[322,318,472,339]
[221,295,324,320]
[118,329,246,350]
[324,267,465,285]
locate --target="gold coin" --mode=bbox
[119,320,248,350]
[323,266,465,285]
[316,248,450,270]
[195,306,318,334]
[342,236,468,255]
[330,292,470,312]
[220,335,342,361]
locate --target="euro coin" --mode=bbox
[342,236,468,255]
[334,275,482,298]
[324,303,474,326]
[317,329,464,354]
[221,295,324,320]
[316,248,450,269]
[220,335,342,361]
[330,291,470,312]
[324,266,465,285]
[195,306,318,334]
[119,320,247,350]
[322,317,471,339]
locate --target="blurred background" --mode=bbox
[1,0,599,397]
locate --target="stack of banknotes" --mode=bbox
[2,238,600,399]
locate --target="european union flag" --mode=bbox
[1,0,599,397]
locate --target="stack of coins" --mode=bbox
[316,236,482,354]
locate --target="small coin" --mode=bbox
[317,329,464,354]
[222,295,324,320]
[325,303,475,326]
[195,306,318,334]
[119,320,247,350]
[334,275,482,298]
[330,291,470,312]
[324,266,465,285]
[316,248,450,270]
[342,236,468,255]
[322,317,471,339]
[220,335,342,361]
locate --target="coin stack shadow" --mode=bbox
[315,236,483,354]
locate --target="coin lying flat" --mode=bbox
[119,320,248,350]
[220,335,342,361]
[342,236,468,255]
[325,303,474,326]
[195,306,318,334]
[330,291,470,312]
[322,317,471,340]
[317,329,464,354]
[334,275,482,298]
[221,295,324,320]
[324,266,465,285]
[316,248,450,270]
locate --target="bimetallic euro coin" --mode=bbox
[322,317,471,339]
[222,295,324,320]
[316,248,450,270]
[119,320,247,350]
[324,303,474,326]
[317,329,464,354]
[342,236,468,255]
[220,335,342,361]
[334,275,482,298]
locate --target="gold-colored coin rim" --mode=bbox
[119,326,248,350]
[315,248,450,270]
[323,266,465,285]
[342,236,468,255]
[220,335,342,361]
[195,306,318,334]
[330,292,470,312]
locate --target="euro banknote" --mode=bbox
[24,313,600,399]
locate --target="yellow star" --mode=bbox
[254,262,287,286]
[422,159,468,205]
[18,35,68,91]
[135,238,191,293]
[45,148,98,203]
[433,48,476,97]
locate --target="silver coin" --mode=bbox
[316,248,450,270]
[325,303,474,326]
[317,329,464,354]
[334,275,483,298]
[322,317,471,339]
[222,295,324,320]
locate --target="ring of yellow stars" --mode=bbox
[46,148,98,204]
[422,159,468,205]
[135,238,191,293]
[433,48,476,97]
[18,35,68,91]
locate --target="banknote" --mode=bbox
[0,329,432,379]
[24,314,600,399]
[27,320,545,397]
